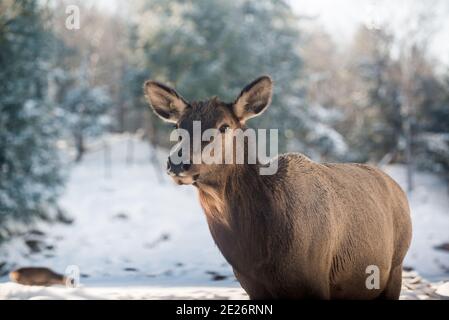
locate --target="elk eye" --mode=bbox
[219,124,230,133]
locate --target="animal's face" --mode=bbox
[144,76,273,185]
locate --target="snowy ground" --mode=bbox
[0,134,448,299]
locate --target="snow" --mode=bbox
[0,134,448,299]
[0,282,247,300]
[436,282,449,298]
[1,135,234,288]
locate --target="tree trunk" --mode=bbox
[404,118,414,193]
[144,111,164,184]
[74,131,85,163]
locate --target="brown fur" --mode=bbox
[9,267,66,286]
[196,155,412,299]
[144,75,412,300]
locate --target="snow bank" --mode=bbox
[0,282,247,300]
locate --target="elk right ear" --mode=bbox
[144,81,188,123]
[233,76,273,123]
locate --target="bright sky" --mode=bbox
[290,0,367,39]
[289,0,449,65]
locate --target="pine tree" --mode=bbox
[134,0,344,155]
[56,57,110,162]
[49,1,112,162]
[0,0,63,236]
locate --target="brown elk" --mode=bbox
[10,267,66,286]
[144,75,412,299]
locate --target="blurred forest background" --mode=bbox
[1,0,449,241]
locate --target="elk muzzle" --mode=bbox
[167,156,191,176]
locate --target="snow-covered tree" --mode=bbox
[134,0,345,155]
[0,0,63,235]
[55,59,110,162]
[49,1,113,162]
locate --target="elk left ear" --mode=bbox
[233,75,273,123]
[144,80,188,123]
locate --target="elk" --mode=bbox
[10,267,66,286]
[144,75,412,299]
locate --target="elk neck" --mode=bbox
[195,162,264,226]
[194,160,294,270]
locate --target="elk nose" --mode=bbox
[167,157,191,175]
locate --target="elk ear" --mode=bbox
[144,80,188,123]
[233,76,273,123]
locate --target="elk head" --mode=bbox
[144,76,273,185]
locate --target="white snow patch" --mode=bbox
[0,282,247,300]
